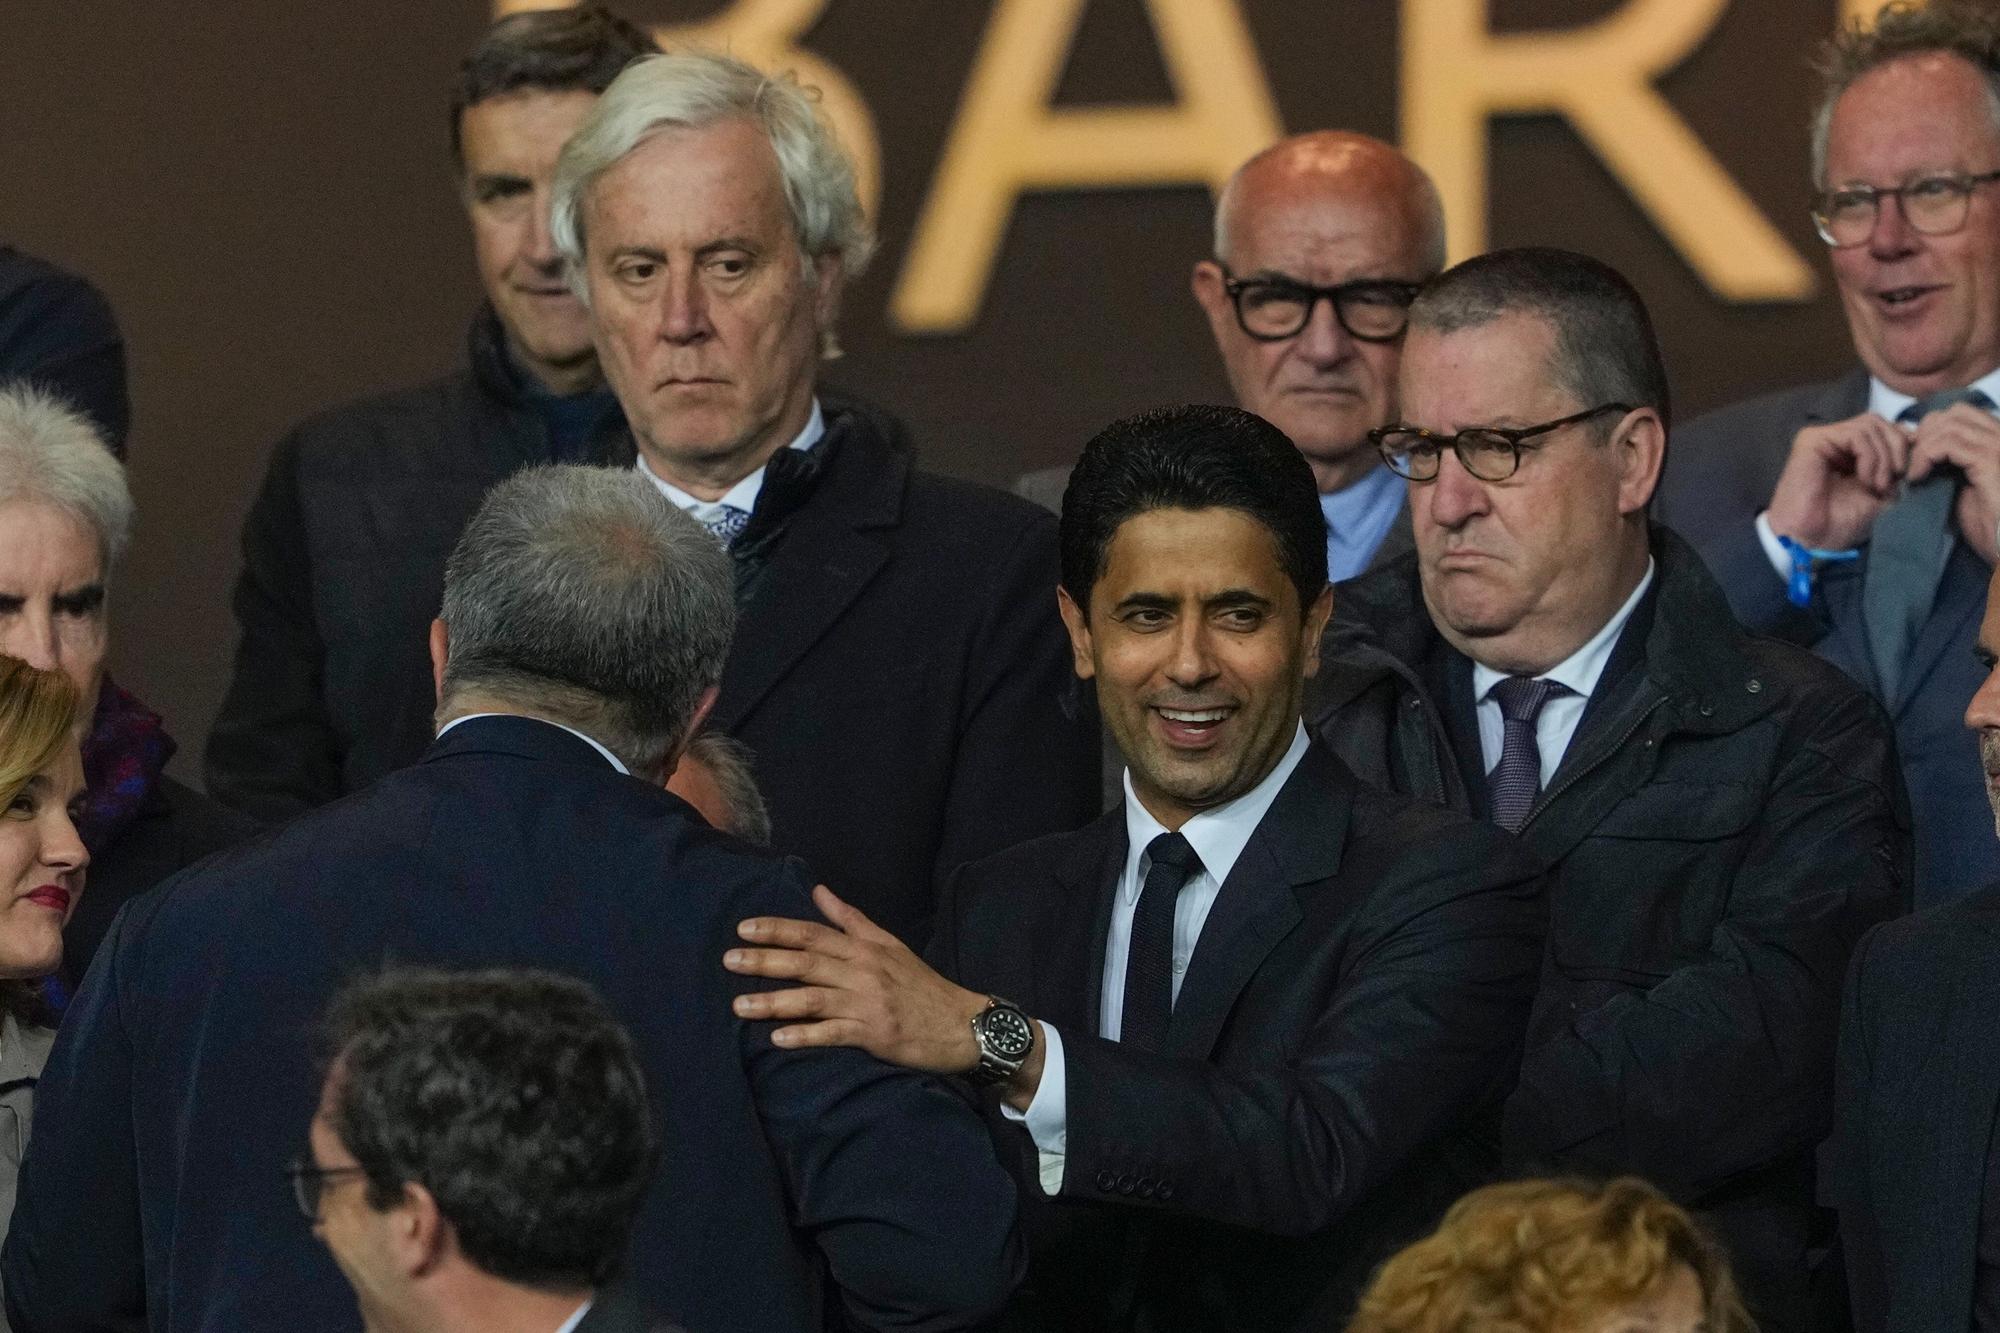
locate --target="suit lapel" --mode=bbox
[1042,809,1128,1036]
[709,430,902,733]
[1364,498,1415,573]
[1165,745,1348,1060]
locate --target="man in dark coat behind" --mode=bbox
[1310,248,1910,1330]
[1823,561,2000,1330]
[4,466,1023,1333]
[0,244,126,457]
[546,49,1097,946]
[204,5,654,821]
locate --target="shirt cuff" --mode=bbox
[1753,511,1791,585]
[998,1023,1066,1195]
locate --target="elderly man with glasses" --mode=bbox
[1658,0,2000,904]
[1311,245,1908,1332]
[1019,131,1445,583]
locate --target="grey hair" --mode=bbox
[438,465,735,781]
[550,50,875,300]
[680,730,771,845]
[1810,1,2000,189]
[0,382,133,573]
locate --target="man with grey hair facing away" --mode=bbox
[551,51,1098,948]
[3,466,1023,1332]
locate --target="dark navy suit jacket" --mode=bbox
[1660,371,1998,905]
[1,716,1021,1333]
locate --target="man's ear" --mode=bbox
[1056,586,1096,682]
[1301,583,1335,679]
[1190,259,1232,338]
[385,1181,450,1279]
[1616,408,1668,518]
[662,686,722,785]
[429,620,449,702]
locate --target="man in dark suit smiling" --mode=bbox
[726,405,1548,1331]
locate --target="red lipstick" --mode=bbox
[25,884,70,914]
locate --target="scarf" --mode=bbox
[77,675,174,854]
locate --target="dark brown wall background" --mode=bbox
[0,0,1858,784]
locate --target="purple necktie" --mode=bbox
[1488,676,1570,833]
[1121,832,1201,1051]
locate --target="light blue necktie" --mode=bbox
[698,504,750,549]
[1863,388,1991,702]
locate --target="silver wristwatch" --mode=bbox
[966,995,1036,1087]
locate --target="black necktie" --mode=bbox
[1120,832,1201,1051]
[1865,387,1992,702]
[1488,676,1570,833]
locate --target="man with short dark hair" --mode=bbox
[0,245,127,456]
[5,466,1022,1332]
[1660,0,2000,903]
[302,967,666,1333]
[1019,131,1445,580]
[1825,563,2000,1330]
[206,4,655,821]
[724,404,1548,1330]
[1314,246,1910,1328]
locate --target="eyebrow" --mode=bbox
[0,582,105,611]
[1112,588,1275,612]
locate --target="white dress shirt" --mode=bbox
[1005,724,1312,1194]
[553,1300,593,1333]
[1470,560,1655,787]
[435,713,629,776]
[637,397,825,522]
[1752,366,2000,578]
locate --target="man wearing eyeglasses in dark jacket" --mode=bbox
[1310,246,1910,1333]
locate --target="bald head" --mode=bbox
[1215,132,1445,277]
[1193,132,1446,493]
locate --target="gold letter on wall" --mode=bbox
[493,0,881,217]
[890,0,1282,335]
[1401,0,1815,302]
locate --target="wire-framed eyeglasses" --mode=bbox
[1371,403,1635,483]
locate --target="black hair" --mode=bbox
[1059,404,1327,613]
[1410,246,1672,434]
[322,966,657,1289]
[449,4,658,163]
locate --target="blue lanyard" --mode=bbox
[1777,534,1860,608]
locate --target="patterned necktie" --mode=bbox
[1488,676,1570,833]
[1865,387,1992,703]
[1120,832,1201,1051]
[697,503,751,549]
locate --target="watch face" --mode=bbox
[980,1006,1034,1059]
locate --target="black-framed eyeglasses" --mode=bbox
[1217,264,1421,343]
[1812,168,2000,247]
[286,1156,369,1220]
[1371,403,1634,483]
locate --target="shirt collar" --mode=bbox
[638,397,824,516]
[1319,462,1402,527]
[1118,723,1310,904]
[436,713,630,776]
[1868,365,2000,421]
[1471,558,1656,706]
[552,1299,593,1333]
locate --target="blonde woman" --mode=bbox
[1349,1177,1754,1333]
[0,654,86,1272]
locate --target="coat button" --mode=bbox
[1158,1181,1175,1201]
[1116,1173,1137,1195]
[1095,1169,1116,1192]
[1136,1176,1156,1198]
[1746,678,1763,694]
[1698,701,1716,717]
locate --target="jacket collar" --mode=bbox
[1800,368,1874,425]
[708,391,915,732]
[421,713,628,773]
[1323,525,1777,739]
[1045,740,1353,1060]
[0,1013,53,1093]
